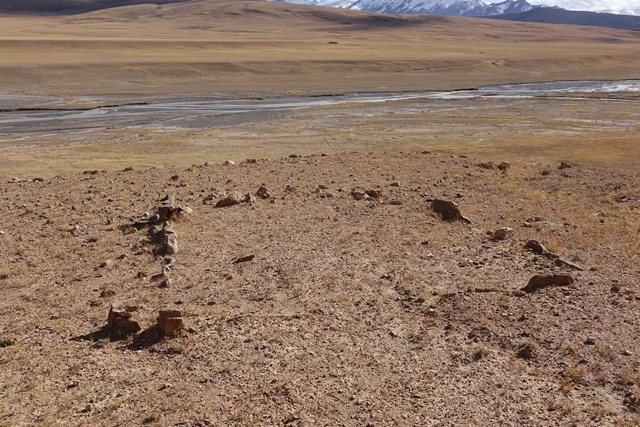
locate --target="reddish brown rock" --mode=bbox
[521,274,574,293]
[157,205,175,222]
[107,304,141,335]
[432,199,471,223]
[158,308,184,337]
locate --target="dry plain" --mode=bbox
[0,0,639,426]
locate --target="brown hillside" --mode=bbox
[0,0,638,100]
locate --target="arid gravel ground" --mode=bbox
[1,1,640,425]
[1,151,638,426]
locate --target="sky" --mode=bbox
[491,0,639,13]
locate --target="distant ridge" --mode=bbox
[0,0,190,14]
[271,0,543,18]
[489,8,640,31]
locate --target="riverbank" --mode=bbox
[2,91,639,180]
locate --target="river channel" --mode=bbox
[0,80,638,139]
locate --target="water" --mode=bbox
[0,79,638,138]
[426,79,640,99]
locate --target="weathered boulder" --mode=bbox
[432,199,471,223]
[521,274,574,293]
[107,303,141,335]
[161,222,178,255]
[158,308,184,337]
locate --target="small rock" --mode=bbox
[559,161,573,169]
[203,161,213,167]
[234,254,255,264]
[365,189,383,199]
[99,259,114,270]
[524,240,556,259]
[107,304,141,335]
[492,227,513,240]
[223,160,236,166]
[516,343,535,360]
[159,194,173,205]
[245,193,257,204]
[100,290,116,298]
[215,191,245,208]
[478,162,496,170]
[157,205,175,221]
[555,258,584,271]
[0,337,15,348]
[521,274,574,293]
[584,337,596,345]
[256,186,271,199]
[497,162,511,171]
[431,199,470,223]
[622,349,633,356]
[351,189,369,200]
[161,222,178,255]
[158,308,184,337]
[181,206,194,215]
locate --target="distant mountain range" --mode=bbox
[270,0,640,30]
[0,0,189,13]
[2,0,639,31]
[490,8,640,30]
[271,0,544,17]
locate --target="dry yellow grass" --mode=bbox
[0,0,639,99]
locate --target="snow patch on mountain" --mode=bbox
[270,0,543,17]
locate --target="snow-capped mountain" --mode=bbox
[599,7,640,16]
[270,0,542,17]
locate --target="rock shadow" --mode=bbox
[125,325,163,351]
